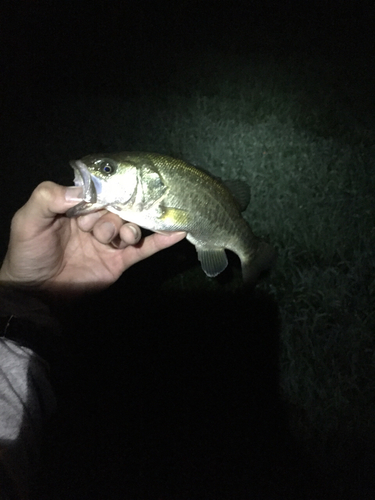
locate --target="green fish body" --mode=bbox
[66,152,276,283]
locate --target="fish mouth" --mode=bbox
[69,159,97,203]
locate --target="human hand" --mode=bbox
[0,181,186,295]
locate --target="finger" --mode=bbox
[123,231,186,266]
[142,231,187,257]
[118,223,142,246]
[12,182,84,235]
[91,213,127,244]
[97,219,142,250]
[76,210,109,232]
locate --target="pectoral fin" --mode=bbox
[196,247,228,277]
[160,207,191,229]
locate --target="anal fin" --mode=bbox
[196,247,228,277]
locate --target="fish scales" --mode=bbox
[66,152,276,284]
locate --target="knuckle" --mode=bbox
[10,207,24,227]
[11,181,57,228]
[32,181,55,201]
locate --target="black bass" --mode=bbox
[66,152,276,283]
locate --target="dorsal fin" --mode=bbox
[223,180,251,211]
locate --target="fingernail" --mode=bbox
[65,186,84,201]
[128,225,140,238]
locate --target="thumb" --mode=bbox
[14,181,83,231]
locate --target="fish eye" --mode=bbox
[99,160,117,176]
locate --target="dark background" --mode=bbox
[1,1,375,498]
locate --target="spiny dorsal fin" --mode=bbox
[223,180,251,212]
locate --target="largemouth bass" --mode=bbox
[66,152,276,283]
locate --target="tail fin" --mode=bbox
[241,241,277,285]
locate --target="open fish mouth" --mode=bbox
[69,159,97,203]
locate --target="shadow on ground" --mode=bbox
[32,264,325,500]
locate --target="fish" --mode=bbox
[66,152,276,284]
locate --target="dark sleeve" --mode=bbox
[0,339,56,499]
[0,286,60,499]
